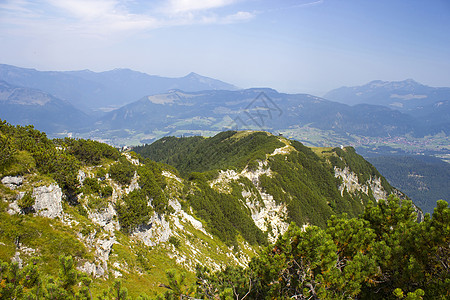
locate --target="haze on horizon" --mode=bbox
[1,0,450,96]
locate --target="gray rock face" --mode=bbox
[132,213,172,247]
[334,167,387,201]
[32,184,63,218]
[77,170,87,184]
[7,183,64,218]
[1,176,23,189]
[88,203,120,233]
[78,261,105,278]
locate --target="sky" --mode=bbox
[1,0,450,96]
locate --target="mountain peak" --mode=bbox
[184,72,206,80]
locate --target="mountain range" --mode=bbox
[1,64,448,143]
[325,79,450,135]
[97,88,419,138]
[0,64,238,113]
[0,80,90,133]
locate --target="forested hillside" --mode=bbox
[1,122,447,299]
[368,155,450,214]
[135,131,402,228]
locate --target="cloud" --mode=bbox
[159,0,254,27]
[0,0,253,39]
[166,0,237,14]
[45,0,159,34]
[221,11,255,24]
[293,0,324,8]
[47,0,118,20]
[0,0,160,40]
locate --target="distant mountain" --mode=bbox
[0,64,238,113]
[0,80,91,133]
[324,79,450,135]
[96,88,419,138]
[411,99,450,135]
[63,69,238,110]
[1,64,447,141]
[324,79,450,110]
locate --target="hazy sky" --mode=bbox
[1,0,450,95]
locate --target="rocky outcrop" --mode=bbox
[168,199,211,237]
[32,184,63,218]
[208,161,289,242]
[162,171,183,183]
[7,183,63,218]
[1,176,23,190]
[95,237,116,270]
[243,188,289,243]
[76,229,116,278]
[88,203,120,233]
[241,161,272,185]
[124,171,139,194]
[132,213,172,247]
[241,162,289,242]
[77,170,87,184]
[270,143,293,156]
[123,152,140,166]
[78,261,106,278]
[334,167,387,201]
[209,170,240,193]
[368,176,387,201]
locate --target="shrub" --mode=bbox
[17,191,35,213]
[109,157,135,185]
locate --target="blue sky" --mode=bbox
[1,0,449,95]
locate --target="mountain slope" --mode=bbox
[0,64,238,112]
[324,79,450,134]
[97,88,419,139]
[0,80,91,133]
[324,79,450,109]
[1,123,427,298]
[134,130,417,231]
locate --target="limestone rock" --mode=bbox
[32,184,63,218]
[7,201,21,215]
[124,171,139,194]
[88,203,120,233]
[96,236,117,264]
[11,252,23,268]
[334,167,387,201]
[133,213,172,247]
[78,261,105,278]
[7,183,63,218]
[1,176,23,190]
[77,170,87,184]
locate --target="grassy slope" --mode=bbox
[0,124,260,298]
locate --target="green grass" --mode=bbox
[310,147,336,158]
[1,150,36,176]
[0,207,92,274]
